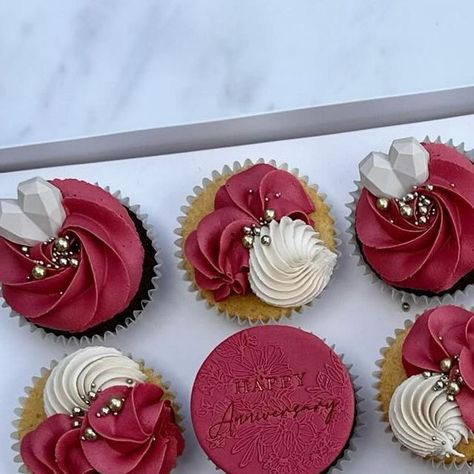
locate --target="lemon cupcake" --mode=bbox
[376,305,474,469]
[176,160,338,324]
[13,346,184,473]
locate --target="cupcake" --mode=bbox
[177,161,338,323]
[14,346,184,473]
[191,326,358,473]
[350,137,474,299]
[0,177,158,339]
[376,305,474,468]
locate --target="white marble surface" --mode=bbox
[1,0,474,147]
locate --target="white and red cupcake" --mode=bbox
[14,346,184,473]
[177,161,338,323]
[377,305,474,468]
[0,177,158,339]
[349,137,474,301]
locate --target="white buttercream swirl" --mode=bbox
[389,374,471,458]
[44,346,146,416]
[248,216,337,307]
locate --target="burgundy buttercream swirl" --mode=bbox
[402,305,474,431]
[184,164,315,301]
[20,383,184,474]
[0,179,144,332]
[356,143,474,293]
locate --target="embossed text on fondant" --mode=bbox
[233,372,306,394]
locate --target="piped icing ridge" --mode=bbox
[44,346,146,417]
[184,163,336,308]
[0,179,145,333]
[249,217,336,307]
[20,347,184,474]
[356,142,474,293]
[389,373,469,458]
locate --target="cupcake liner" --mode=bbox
[327,345,365,473]
[1,186,162,346]
[374,312,474,471]
[346,136,474,310]
[175,158,342,325]
[11,352,184,473]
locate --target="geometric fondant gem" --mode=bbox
[359,137,430,198]
[0,177,66,246]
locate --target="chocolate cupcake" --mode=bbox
[191,326,360,473]
[13,346,184,473]
[176,160,338,324]
[348,137,474,302]
[376,305,474,468]
[0,177,158,340]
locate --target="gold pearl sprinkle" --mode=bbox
[31,265,47,280]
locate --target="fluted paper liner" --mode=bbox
[11,351,184,473]
[175,158,341,325]
[1,185,162,346]
[374,312,474,471]
[346,137,474,309]
[321,346,364,473]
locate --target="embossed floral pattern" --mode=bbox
[192,327,355,474]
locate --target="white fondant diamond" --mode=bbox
[359,137,430,198]
[0,177,66,246]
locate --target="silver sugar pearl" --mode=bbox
[405,193,415,202]
[419,216,427,224]
[263,208,276,222]
[435,379,445,390]
[82,427,98,441]
[447,381,461,396]
[54,237,70,252]
[252,226,261,236]
[71,406,83,417]
[447,394,455,402]
[401,302,410,312]
[59,257,69,267]
[242,235,254,249]
[419,205,428,215]
[70,258,79,268]
[439,358,452,373]
[261,235,271,246]
[422,371,432,379]
[108,396,124,413]
[400,205,413,218]
[21,246,29,254]
[242,226,253,235]
[72,420,81,428]
[100,406,111,416]
[426,184,434,191]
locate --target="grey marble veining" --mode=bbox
[1,0,474,147]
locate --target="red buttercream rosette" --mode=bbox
[402,305,474,431]
[0,179,144,333]
[184,164,315,301]
[20,384,184,474]
[356,143,474,294]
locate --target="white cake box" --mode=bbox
[2,86,474,473]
